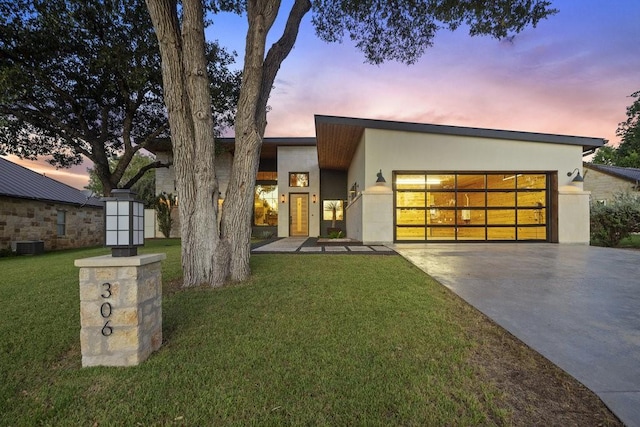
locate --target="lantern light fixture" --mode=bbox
[103,189,145,257]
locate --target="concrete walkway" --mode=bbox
[392,243,640,427]
[252,237,394,254]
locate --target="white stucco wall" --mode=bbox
[361,185,394,245]
[144,209,157,238]
[363,129,582,188]
[353,128,589,244]
[558,188,591,244]
[347,132,367,199]
[277,146,320,237]
[346,194,363,242]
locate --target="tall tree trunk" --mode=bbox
[147,0,310,285]
[221,1,278,282]
[146,0,222,287]
[222,0,311,282]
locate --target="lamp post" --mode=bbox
[76,188,163,367]
[104,189,144,257]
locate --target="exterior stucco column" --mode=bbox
[558,187,591,244]
[361,186,394,245]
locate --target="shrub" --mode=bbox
[328,230,344,239]
[590,193,640,247]
[0,247,16,258]
[155,192,177,238]
[258,230,274,240]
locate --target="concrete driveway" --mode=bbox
[392,243,640,427]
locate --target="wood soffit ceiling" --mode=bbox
[315,122,364,170]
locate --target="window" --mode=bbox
[289,172,309,187]
[394,172,548,242]
[323,200,344,221]
[254,184,278,226]
[56,210,66,236]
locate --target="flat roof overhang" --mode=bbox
[315,115,606,170]
[145,137,316,161]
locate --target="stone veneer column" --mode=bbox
[74,253,166,367]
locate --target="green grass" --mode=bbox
[1,239,505,425]
[618,233,640,248]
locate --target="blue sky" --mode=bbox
[6,0,639,189]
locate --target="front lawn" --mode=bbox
[0,239,619,425]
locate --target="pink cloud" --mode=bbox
[262,0,638,148]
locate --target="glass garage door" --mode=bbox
[394,172,549,242]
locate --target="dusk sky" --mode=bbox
[4,0,639,189]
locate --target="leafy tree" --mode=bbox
[614,91,640,168]
[0,0,240,196]
[591,145,616,166]
[86,153,157,207]
[145,0,557,287]
[592,91,640,168]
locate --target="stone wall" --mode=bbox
[0,196,104,252]
[583,168,638,204]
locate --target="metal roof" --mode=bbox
[315,115,606,170]
[0,157,102,207]
[584,163,640,183]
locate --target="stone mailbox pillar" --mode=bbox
[75,253,166,367]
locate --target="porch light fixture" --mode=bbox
[567,168,584,183]
[104,189,144,257]
[376,169,386,183]
[281,194,286,204]
[312,194,317,203]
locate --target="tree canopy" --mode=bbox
[592,91,640,168]
[85,152,157,206]
[0,0,240,195]
[311,0,557,64]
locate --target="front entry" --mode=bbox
[289,193,309,237]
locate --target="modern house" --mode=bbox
[0,157,104,253]
[151,115,604,245]
[583,163,640,204]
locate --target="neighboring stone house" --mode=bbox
[583,163,640,204]
[0,157,104,253]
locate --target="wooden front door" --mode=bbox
[289,193,309,237]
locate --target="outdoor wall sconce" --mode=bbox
[312,194,317,203]
[104,189,144,257]
[281,194,286,204]
[567,168,584,183]
[376,169,386,183]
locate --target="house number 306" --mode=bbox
[100,282,113,336]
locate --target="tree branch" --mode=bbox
[258,0,311,132]
[121,160,171,189]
